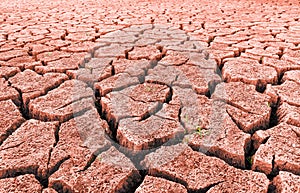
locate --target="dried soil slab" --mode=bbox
[28,80,94,122]
[95,73,140,96]
[97,30,139,44]
[267,80,300,107]
[118,115,184,151]
[36,51,72,64]
[238,52,262,62]
[3,56,40,70]
[121,82,170,103]
[245,47,279,59]
[101,83,170,127]
[123,24,153,32]
[135,176,188,193]
[94,44,132,58]
[175,87,214,131]
[173,65,221,95]
[100,29,138,38]
[146,64,183,86]
[9,69,68,105]
[135,38,159,46]
[83,57,113,69]
[0,120,58,179]
[44,34,68,44]
[281,70,300,84]
[0,174,42,193]
[187,53,218,70]
[282,49,300,65]
[157,39,182,47]
[128,45,162,60]
[42,188,58,193]
[208,49,235,66]
[49,147,141,193]
[68,58,112,85]
[252,123,300,175]
[35,52,87,73]
[273,171,300,193]
[0,66,20,79]
[0,100,25,144]
[48,109,111,175]
[164,42,200,53]
[188,111,251,168]
[222,58,278,87]
[100,34,138,44]
[0,49,27,61]
[212,82,272,133]
[206,175,269,193]
[60,41,96,52]
[147,64,220,95]
[262,57,300,76]
[27,44,56,56]
[101,93,159,127]
[155,94,181,122]
[0,78,19,104]
[65,32,96,42]
[112,58,151,77]
[158,51,189,66]
[277,102,300,127]
[141,144,269,192]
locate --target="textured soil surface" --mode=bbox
[0,0,300,192]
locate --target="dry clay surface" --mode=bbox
[0,0,300,192]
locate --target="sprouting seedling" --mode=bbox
[184,129,187,134]
[196,126,203,137]
[195,126,211,138]
[47,52,52,56]
[184,114,189,123]
[266,102,271,107]
[145,86,152,92]
[246,156,253,165]
[259,57,263,64]
[98,156,102,162]
[85,65,93,70]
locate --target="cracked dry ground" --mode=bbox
[1,0,300,193]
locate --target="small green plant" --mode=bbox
[196,126,203,137]
[246,156,253,165]
[85,65,92,70]
[266,102,271,107]
[195,126,211,138]
[184,129,187,134]
[144,85,158,92]
[184,114,189,123]
[145,86,152,92]
[98,156,102,161]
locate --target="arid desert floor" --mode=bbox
[0,0,300,192]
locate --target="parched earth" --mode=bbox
[0,0,300,192]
